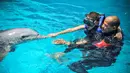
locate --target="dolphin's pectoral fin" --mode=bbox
[0,51,8,61]
[10,46,16,52]
[0,47,10,61]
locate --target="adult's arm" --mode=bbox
[114,26,122,40]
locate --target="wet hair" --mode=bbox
[86,12,100,21]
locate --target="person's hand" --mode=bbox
[48,33,58,37]
[53,39,71,45]
[45,52,67,63]
[53,52,65,59]
[76,39,88,45]
[53,39,66,45]
[114,32,122,40]
[53,52,66,63]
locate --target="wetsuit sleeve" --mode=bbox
[111,38,123,56]
[64,43,78,53]
[63,39,80,53]
[104,35,123,47]
[64,38,89,53]
[104,36,123,56]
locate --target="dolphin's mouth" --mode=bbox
[36,34,47,39]
[21,33,47,41]
[37,34,40,36]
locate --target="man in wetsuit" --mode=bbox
[53,16,124,73]
[52,12,122,57]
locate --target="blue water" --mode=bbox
[0,0,130,73]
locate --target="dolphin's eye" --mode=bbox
[21,35,29,38]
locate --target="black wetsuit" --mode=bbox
[64,30,123,73]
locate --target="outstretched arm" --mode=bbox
[48,25,84,37]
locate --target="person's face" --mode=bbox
[86,15,94,23]
[101,20,116,33]
[84,15,95,26]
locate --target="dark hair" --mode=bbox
[86,12,100,21]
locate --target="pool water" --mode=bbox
[0,0,130,73]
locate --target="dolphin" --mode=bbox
[0,28,46,61]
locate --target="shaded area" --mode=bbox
[5,18,24,21]
[25,14,55,21]
[24,8,38,13]
[15,3,29,7]
[0,0,19,2]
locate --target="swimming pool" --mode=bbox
[0,0,130,73]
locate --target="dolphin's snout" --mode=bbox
[37,34,40,36]
[36,34,48,39]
